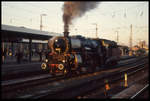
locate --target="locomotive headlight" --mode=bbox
[58,64,64,70]
[41,63,47,70]
[45,59,48,63]
[62,60,65,63]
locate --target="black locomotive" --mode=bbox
[41,32,121,76]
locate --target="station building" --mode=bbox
[1,24,63,63]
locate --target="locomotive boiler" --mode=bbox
[41,32,121,76]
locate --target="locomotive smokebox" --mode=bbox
[63,31,69,37]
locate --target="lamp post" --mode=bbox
[116,31,119,43]
[92,23,98,38]
[40,14,47,31]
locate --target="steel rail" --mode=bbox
[2,56,148,98]
[2,55,144,87]
[2,74,64,94]
[130,84,149,99]
[77,61,148,99]
[2,74,52,86]
[23,59,148,99]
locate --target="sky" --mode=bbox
[2,1,149,47]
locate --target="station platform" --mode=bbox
[1,58,42,76]
[120,55,135,60]
[1,55,135,77]
[2,55,133,68]
[2,55,44,67]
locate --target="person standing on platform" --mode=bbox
[40,50,43,62]
[16,48,23,64]
[37,50,43,62]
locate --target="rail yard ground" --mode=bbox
[1,55,149,99]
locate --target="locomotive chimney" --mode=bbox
[64,24,69,37]
[63,31,69,37]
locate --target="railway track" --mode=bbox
[1,56,138,88]
[110,69,149,99]
[130,84,149,99]
[1,56,146,90]
[1,56,148,99]
[83,63,149,99]
[41,60,148,99]
[1,55,136,81]
[11,57,148,98]
[2,74,64,93]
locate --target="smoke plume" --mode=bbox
[62,2,99,32]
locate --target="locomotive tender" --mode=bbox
[41,32,121,76]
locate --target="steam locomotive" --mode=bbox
[41,32,121,76]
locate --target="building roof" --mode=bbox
[1,24,63,41]
[2,24,63,36]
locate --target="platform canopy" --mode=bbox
[1,24,63,42]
